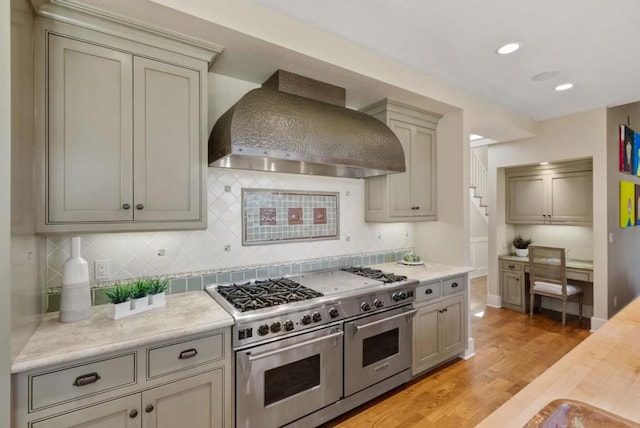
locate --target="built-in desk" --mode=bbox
[498,255,594,313]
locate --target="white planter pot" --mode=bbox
[150,292,166,307]
[515,248,529,257]
[108,301,132,320]
[133,296,149,312]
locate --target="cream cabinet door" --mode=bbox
[501,270,525,312]
[47,35,133,223]
[412,301,440,375]
[388,119,414,217]
[507,175,546,223]
[141,370,224,428]
[32,394,141,428]
[411,126,436,218]
[440,294,465,357]
[132,57,201,222]
[548,171,593,224]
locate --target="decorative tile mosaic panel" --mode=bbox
[243,189,339,245]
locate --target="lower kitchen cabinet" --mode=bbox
[413,277,467,376]
[32,394,140,428]
[14,331,231,428]
[501,261,527,313]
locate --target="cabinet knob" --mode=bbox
[145,404,154,413]
[136,204,144,210]
[129,409,138,418]
[122,203,131,210]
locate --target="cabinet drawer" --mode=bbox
[30,353,136,411]
[567,269,592,282]
[501,261,523,271]
[443,276,466,295]
[147,333,224,379]
[415,281,442,303]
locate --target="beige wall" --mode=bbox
[488,108,608,325]
[606,103,640,317]
[415,109,468,266]
[1,0,12,424]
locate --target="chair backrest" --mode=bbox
[528,246,568,294]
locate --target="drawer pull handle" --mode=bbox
[136,204,144,210]
[508,264,515,269]
[451,282,458,288]
[145,404,154,413]
[129,409,138,419]
[122,203,131,210]
[425,289,433,294]
[73,372,101,387]
[179,348,198,359]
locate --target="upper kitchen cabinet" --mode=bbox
[506,159,593,225]
[361,99,441,222]
[34,7,222,233]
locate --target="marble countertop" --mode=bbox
[11,291,233,374]
[372,261,473,283]
[478,295,640,427]
[499,254,594,270]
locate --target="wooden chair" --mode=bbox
[529,246,583,326]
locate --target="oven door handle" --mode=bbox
[244,330,344,363]
[349,309,417,335]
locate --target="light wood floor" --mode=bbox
[321,276,591,428]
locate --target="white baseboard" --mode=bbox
[462,337,475,360]
[590,317,607,332]
[486,293,501,308]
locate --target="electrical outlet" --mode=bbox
[95,260,109,280]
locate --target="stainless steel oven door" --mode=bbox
[344,305,416,397]
[236,324,344,428]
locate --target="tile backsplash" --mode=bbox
[47,168,414,289]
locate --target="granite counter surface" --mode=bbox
[372,261,473,283]
[478,296,640,427]
[11,291,233,374]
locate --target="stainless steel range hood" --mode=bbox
[208,70,405,178]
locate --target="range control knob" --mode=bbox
[361,302,371,312]
[392,292,407,302]
[312,312,322,323]
[301,314,312,325]
[373,299,384,309]
[258,324,269,336]
[329,308,340,318]
[283,320,294,331]
[270,321,281,333]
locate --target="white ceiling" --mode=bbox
[255,0,640,121]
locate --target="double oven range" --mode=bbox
[206,267,418,427]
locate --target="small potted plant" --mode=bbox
[130,279,152,311]
[149,277,168,307]
[104,284,132,320]
[512,234,532,257]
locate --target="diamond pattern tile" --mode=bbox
[46,169,415,286]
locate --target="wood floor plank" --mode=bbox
[321,276,591,428]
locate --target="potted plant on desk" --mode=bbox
[512,235,532,257]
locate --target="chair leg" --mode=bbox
[579,294,583,321]
[530,293,534,319]
[562,301,567,326]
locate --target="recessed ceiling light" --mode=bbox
[555,83,574,91]
[496,43,520,55]
[532,71,559,81]
[470,134,484,141]
[539,162,549,165]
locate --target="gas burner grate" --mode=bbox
[216,278,323,312]
[342,267,407,284]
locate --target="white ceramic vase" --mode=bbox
[515,248,529,258]
[59,237,92,323]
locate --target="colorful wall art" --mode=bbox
[636,184,640,225]
[620,124,636,174]
[620,180,635,228]
[242,189,339,245]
